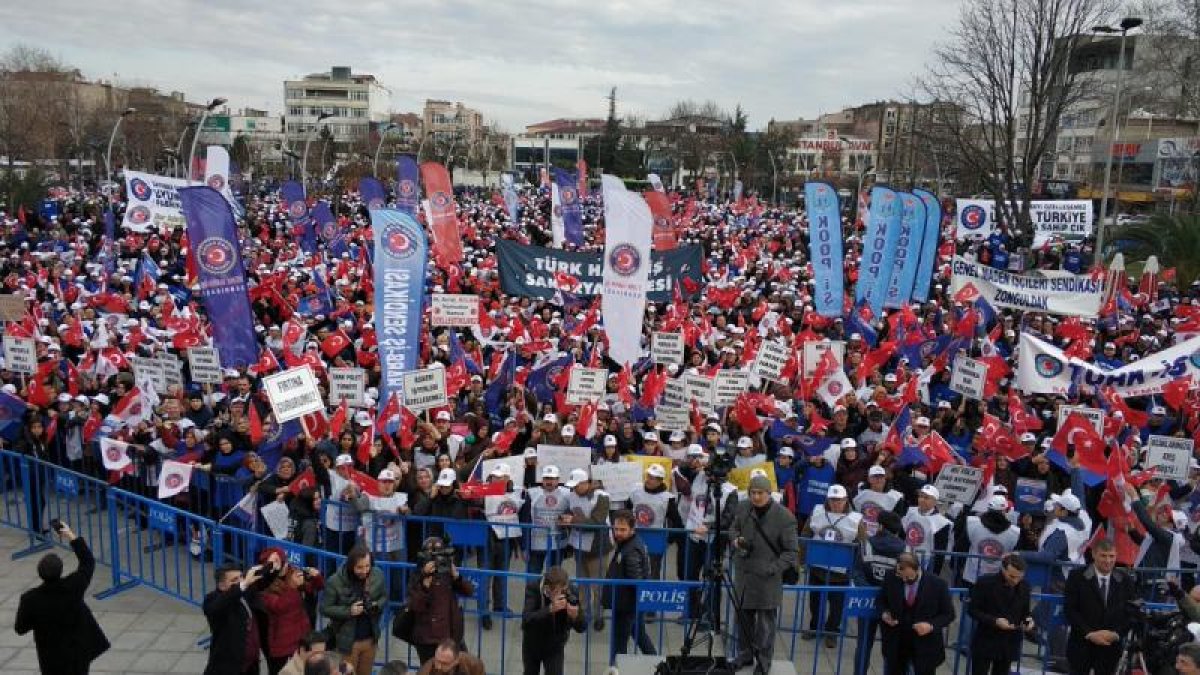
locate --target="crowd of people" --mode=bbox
[3,168,1200,675]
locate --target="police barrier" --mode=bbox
[0,450,1191,674]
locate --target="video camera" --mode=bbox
[705,446,737,482]
[1127,599,1192,674]
[417,534,456,576]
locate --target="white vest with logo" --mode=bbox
[529,486,570,551]
[963,516,1019,584]
[853,489,903,536]
[807,505,862,573]
[901,508,952,564]
[361,493,408,553]
[630,487,672,530]
[684,477,737,544]
[324,472,360,532]
[565,490,602,551]
[1037,518,1090,564]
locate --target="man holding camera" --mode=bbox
[407,536,476,664]
[727,474,798,674]
[521,566,586,675]
[204,562,267,675]
[320,546,388,675]
[15,520,110,675]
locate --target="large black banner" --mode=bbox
[496,239,703,302]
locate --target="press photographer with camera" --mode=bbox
[407,535,476,664]
[520,565,586,675]
[319,545,388,675]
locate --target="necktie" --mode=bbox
[906,583,916,606]
[1100,578,1108,606]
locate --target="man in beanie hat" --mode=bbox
[726,474,798,674]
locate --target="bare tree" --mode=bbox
[919,0,1115,237]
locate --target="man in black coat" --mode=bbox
[203,562,265,675]
[520,566,586,675]
[1063,538,1137,675]
[15,523,110,675]
[968,553,1034,675]
[604,509,656,659]
[879,552,956,675]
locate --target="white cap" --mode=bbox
[541,465,561,480]
[827,484,848,499]
[604,434,617,446]
[1173,511,1189,530]
[57,393,72,403]
[937,400,951,409]
[523,447,538,458]
[884,373,897,382]
[919,485,940,500]
[335,454,354,467]
[543,413,558,424]
[915,416,930,426]
[94,393,110,405]
[489,463,511,477]
[669,430,686,442]
[378,469,397,482]
[987,495,1009,511]
[642,431,659,441]
[868,466,887,477]
[1151,405,1167,416]
[779,447,795,458]
[736,436,754,449]
[841,438,857,449]
[646,464,667,479]
[564,468,589,488]
[561,424,576,437]
[1051,492,1081,512]
[686,444,706,456]
[436,410,452,421]
[354,411,372,426]
[436,468,457,486]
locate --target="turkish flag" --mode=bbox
[329,400,349,438]
[919,432,958,474]
[289,468,317,495]
[1164,376,1193,411]
[731,394,763,433]
[1007,391,1042,433]
[321,330,352,359]
[248,404,265,445]
[983,414,1029,461]
[349,468,380,497]
[1099,386,1149,428]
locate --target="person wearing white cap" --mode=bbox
[958,494,1020,587]
[473,461,522,630]
[1024,491,1089,589]
[733,435,765,468]
[561,468,610,629]
[321,454,364,555]
[901,485,953,573]
[800,484,864,644]
[351,467,410,600]
[853,465,906,537]
[678,446,739,626]
[524,464,570,574]
[628,463,682,582]
[1121,480,1188,587]
[432,409,464,460]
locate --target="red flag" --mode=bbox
[954,307,978,339]
[639,367,667,407]
[982,414,1029,461]
[731,394,763,433]
[645,189,678,251]
[615,364,634,406]
[458,480,508,499]
[349,469,380,497]
[1007,390,1043,433]
[288,468,317,495]
[419,162,464,264]
[248,404,265,445]
[919,432,957,474]
[1098,386,1149,428]
[281,320,306,353]
[329,400,349,438]
[1163,376,1193,411]
[356,429,373,466]
[321,330,352,358]
[301,410,329,441]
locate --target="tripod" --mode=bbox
[657,471,757,675]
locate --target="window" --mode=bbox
[288,107,302,116]
[352,109,365,118]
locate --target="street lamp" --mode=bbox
[277,143,301,179]
[104,107,136,189]
[173,120,197,178]
[766,150,778,205]
[1092,16,1143,259]
[187,97,227,183]
[373,123,398,177]
[302,111,334,188]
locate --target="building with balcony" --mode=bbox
[421,99,484,145]
[283,66,390,149]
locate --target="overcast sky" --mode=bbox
[0,0,960,132]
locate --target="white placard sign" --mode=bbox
[951,256,1103,318]
[536,445,592,479]
[130,356,167,392]
[566,367,607,405]
[950,356,988,400]
[655,405,691,433]
[591,462,644,502]
[158,356,184,390]
[682,374,715,410]
[933,465,985,505]
[481,456,525,483]
[121,170,189,232]
[802,341,845,379]
[401,368,448,413]
[1056,405,1104,435]
[752,340,790,382]
[1146,436,1194,481]
[262,367,325,422]
[329,367,367,407]
[713,370,751,407]
[651,332,685,365]
[2,335,36,375]
[661,379,687,409]
[430,294,480,327]
[187,347,223,384]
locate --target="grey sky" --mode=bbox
[0,0,960,132]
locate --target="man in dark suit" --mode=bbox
[879,552,955,675]
[15,522,110,675]
[1063,538,1137,675]
[968,553,1033,675]
[203,562,266,675]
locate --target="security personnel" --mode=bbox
[853,465,906,536]
[902,485,953,572]
[852,511,907,675]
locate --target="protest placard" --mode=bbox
[1146,435,1195,481]
[728,461,778,492]
[430,294,480,326]
[713,370,751,407]
[0,294,26,322]
[950,356,987,400]
[329,367,367,407]
[661,379,687,409]
[651,332,685,365]
[536,445,592,479]
[566,367,607,405]
[803,341,845,379]
[622,455,673,489]
[187,347,223,384]
[682,373,715,410]
[591,462,643,502]
[2,335,36,375]
[130,356,167,392]
[263,367,324,422]
[1014,478,1048,514]
[481,456,525,483]
[752,340,790,381]
[655,405,691,432]
[401,368,448,413]
[933,465,984,505]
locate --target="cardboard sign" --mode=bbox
[751,340,790,382]
[329,367,367,407]
[682,373,715,410]
[622,455,673,489]
[1056,405,1104,435]
[130,356,167,392]
[481,456,525,484]
[950,356,988,400]
[651,332,685,365]
[158,355,184,391]
[263,367,325,422]
[2,335,36,375]
[0,294,26,321]
[661,379,687,409]
[713,370,751,407]
[187,347,223,384]
[655,405,691,433]
[803,341,845,379]
[1146,435,1195,481]
[401,368,448,413]
[591,462,643,502]
[933,465,984,505]
[430,294,480,327]
[566,366,607,405]
[536,445,591,479]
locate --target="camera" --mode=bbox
[1127,599,1192,674]
[705,447,736,481]
[418,535,456,576]
[563,590,579,606]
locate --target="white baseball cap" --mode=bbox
[827,484,848,499]
[335,454,354,467]
[646,464,667,479]
[523,447,538,458]
[561,424,576,437]
[436,468,457,487]
[543,413,559,424]
[915,416,931,426]
[436,410,452,421]
[541,465,561,480]
[489,464,510,477]
[778,448,795,458]
[669,430,686,442]
[868,466,887,478]
[642,431,659,441]
[841,438,857,449]
[987,495,1009,511]
[686,444,706,456]
[604,434,617,446]
[1020,432,1037,443]
[564,468,590,488]
[736,436,754,449]
[377,469,397,482]
[919,485,940,500]
[1051,492,1081,512]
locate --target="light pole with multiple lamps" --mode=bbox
[1092,16,1143,259]
[301,111,333,188]
[187,97,227,183]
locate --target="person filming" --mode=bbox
[407,536,475,664]
[520,565,586,675]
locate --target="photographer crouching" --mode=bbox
[521,566,586,675]
[407,535,475,664]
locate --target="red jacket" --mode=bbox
[256,576,324,658]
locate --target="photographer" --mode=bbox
[407,536,476,664]
[204,562,267,675]
[252,550,325,675]
[521,566,586,675]
[319,546,388,675]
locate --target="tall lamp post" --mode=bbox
[1092,17,1143,259]
[104,107,136,188]
[187,97,227,183]
[373,123,398,177]
[301,111,333,188]
[173,120,197,178]
[766,150,779,205]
